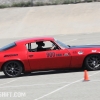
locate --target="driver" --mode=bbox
[36,41,45,51]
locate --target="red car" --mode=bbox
[0,37,100,77]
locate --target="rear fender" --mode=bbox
[1,59,31,72]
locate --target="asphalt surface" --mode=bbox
[0,2,100,38]
[0,2,100,100]
[0,33,100,100]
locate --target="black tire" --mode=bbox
[23,72,31,75]
[85,54,100,71]
[3,61,23,78]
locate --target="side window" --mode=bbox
[26,42,37,52]
[43,41,53,48]
[31,43,37,49]
[26,44,28,49]
[26,41,59,52]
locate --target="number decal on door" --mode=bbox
[46,52,55,58]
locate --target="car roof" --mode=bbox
[16,37,54,44]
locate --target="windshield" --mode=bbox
[0,42,16,51]
[55,39,69,48]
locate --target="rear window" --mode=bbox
[0,42,16,51]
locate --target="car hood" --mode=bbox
[69,45,100,49]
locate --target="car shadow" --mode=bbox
[25,69,84,76]
[0,69,84,79]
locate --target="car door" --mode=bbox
[27,41,71,71]
[28,50,71,71]
[45,49,71,69]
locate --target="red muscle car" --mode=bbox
[0,37,100,77]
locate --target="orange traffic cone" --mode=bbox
[84,70,89,81]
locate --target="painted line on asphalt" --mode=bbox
[0,82,71,89]
[87,40,100,45]
[34,71,100,100]
[0,77,22,86]
[0,70,99,89]
[65,39,78,43]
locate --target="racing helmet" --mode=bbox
[36,41,45,46]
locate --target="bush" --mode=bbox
[12,1,32,7]
[0,0,97,9]
[0,5,9,8]
[63,0,70,4]
[34,2,45,6]
[0,2,32,8]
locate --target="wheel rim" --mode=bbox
[5,62,20,76]
[87,55,100,70]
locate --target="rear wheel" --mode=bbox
[3,61,23,78]
[85,55,100,70]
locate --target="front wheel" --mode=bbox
[85,55,100,71]
[3,61,23,78]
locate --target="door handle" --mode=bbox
[29,55,33,57]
